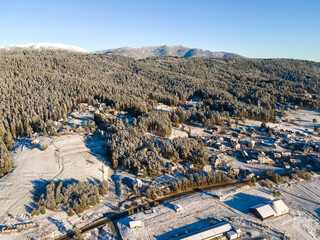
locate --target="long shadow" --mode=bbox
[315,208,320,219]
[224,193,270,214]
[154,217,219,240]
[48,217,68,234]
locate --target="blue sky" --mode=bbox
[0,0,319,61]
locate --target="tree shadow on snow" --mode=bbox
[48,216,68,234]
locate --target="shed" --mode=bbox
[129,220,143,229]
[174,204,183,212]
[227,230,238,240]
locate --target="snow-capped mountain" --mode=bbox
[0,43,243,59]
[95,45,242,59]
[0,43,89,53]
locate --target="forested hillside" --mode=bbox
[0,50,319,177]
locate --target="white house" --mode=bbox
[129,220,143,229]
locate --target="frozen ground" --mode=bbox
[117,178,320,240]
[0,134,117,240]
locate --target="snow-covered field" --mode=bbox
[245,108,320,141]
[117,178,320,240]
[0,134,116,240]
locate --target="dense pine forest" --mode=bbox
[0,50,320,177]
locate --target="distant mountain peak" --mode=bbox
[94,45,242,59]
[0,43,89,53]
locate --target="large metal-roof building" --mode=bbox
[172,222,240,240]
[250,199,289,220]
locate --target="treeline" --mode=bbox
[0,50,319,177]
[0,141,12,177]
[36,180,108,215]
[145,171,229,199]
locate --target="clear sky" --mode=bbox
[0,0,319,61]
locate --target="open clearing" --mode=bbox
[0,134,117,240]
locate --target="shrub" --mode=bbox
[40,144,48,151]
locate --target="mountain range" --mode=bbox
[0,43,242,59]
[95,45,242,59]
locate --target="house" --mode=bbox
[241,150,249,159]
[302,145,313,153]
[129,220,143,229]
[228,168,240,176]
[284,162,291,169]
[31,139,40,145]
[290,158,301,165]
[216,143,227,152]
[204,138,215,147]
[173,204,183,212]
[258,151,266,157]
[258,157,275,164]
[231,142,241,149]
[132,179,143,188]
[248,140,255,149]
[166,162,177,172]
[240,128,247,134]
[212,155,222,167]
[213,126,222,133]
[247,159,259,164]
[282,152,292,157]
[185,162,194,169]
[211,131,218,137]
[272,143,278,149]
[274,152,282,159]
[244,170,255,179]
[216,136,224,142]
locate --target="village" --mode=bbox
[0,101,319,240]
